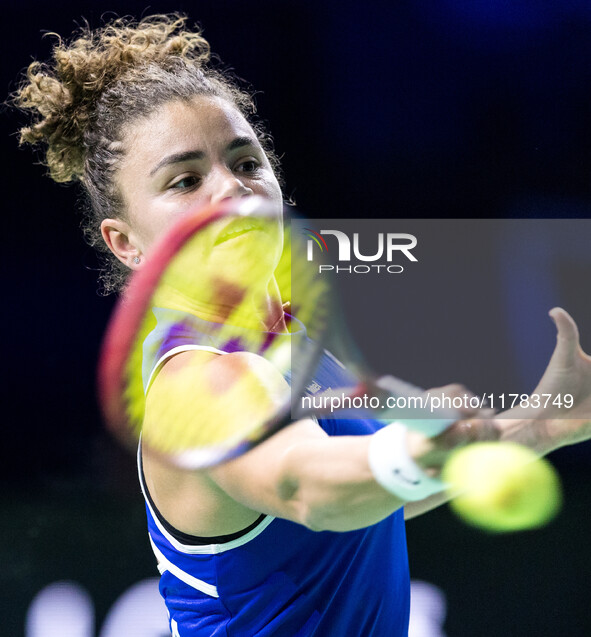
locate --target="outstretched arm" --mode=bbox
[406,307,591,519]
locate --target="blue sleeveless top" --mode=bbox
[139,308,410,636]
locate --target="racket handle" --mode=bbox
[374,375,460,437]
[375,375,426,397]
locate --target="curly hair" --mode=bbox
[14,14,282,293]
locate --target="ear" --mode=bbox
[100,218,143,271]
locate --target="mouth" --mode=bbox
[214,217,269,246]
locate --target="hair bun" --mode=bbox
[14,14,210,183]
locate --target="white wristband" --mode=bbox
[368,422,446,501]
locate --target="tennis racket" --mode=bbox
[98,196,464,470]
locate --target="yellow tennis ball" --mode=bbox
[442,442,562,533]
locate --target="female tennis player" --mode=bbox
[14,14,591,636]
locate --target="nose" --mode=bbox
[210,168,254,204]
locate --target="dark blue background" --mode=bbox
[3,2,591,635]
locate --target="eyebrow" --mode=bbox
[149,136,258,177]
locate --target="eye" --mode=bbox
[169,175,200,190]
[235,158,260,174]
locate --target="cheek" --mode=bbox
[116,177,158,250]
[144,219,167,249]
[146,212,186,251]
[260,174,284,206]
[126,204,171,254]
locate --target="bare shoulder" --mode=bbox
[141,348,289,537]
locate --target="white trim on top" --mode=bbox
[149,536,219,598]
[145,344,229,394]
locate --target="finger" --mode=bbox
[549,307,579,342]
[548,307,580,366]
[434,418,501,450]
[426,384,483,418]
[427,383,468,397]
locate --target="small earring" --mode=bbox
[133,256,141,264]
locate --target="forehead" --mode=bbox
[121,96,257,163]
